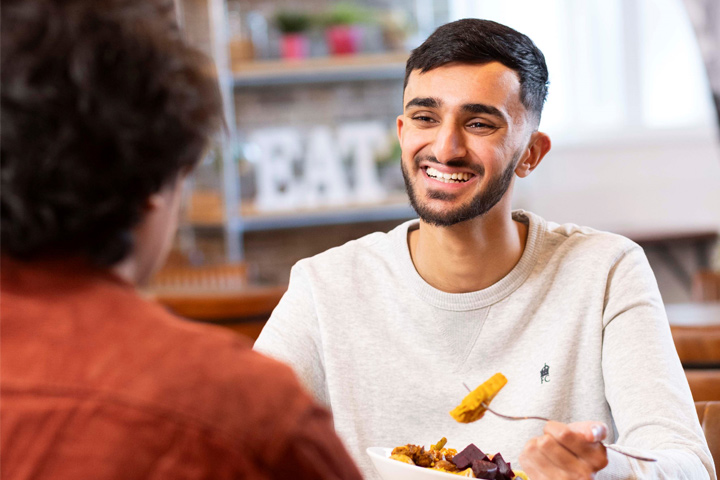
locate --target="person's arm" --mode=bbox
[597,245,714,479]
[269,402,363,480]
[238,348,362,480]
[254,261,330,406]
[518,245,714,480]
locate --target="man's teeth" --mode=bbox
[426,167,472,183]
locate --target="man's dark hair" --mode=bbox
[1,0,224,265]
[404,18,549,125]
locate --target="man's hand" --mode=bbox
[518,421,609,480]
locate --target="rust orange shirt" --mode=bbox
[1,256,362,480]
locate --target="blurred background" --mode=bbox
[149,0,720,337]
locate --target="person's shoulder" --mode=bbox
[50,286,316,437]
[520,211,640,269]
[539,214,638,253]
[295,219,416,272]
[120,312,321,446]
[2,263,319,459]
[5,310,321,476]
[135,306,309,405]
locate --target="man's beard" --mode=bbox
[401,151,520,227]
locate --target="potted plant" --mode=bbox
[378,9,412,52]
[321,2,372,55]
[274,10,312,59]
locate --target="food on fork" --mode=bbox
[389,438,528,479]
[450,373,508,423]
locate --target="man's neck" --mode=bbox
[112,255,140,286]
[408,208,528,293]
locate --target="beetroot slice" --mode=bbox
[451,444,487,470]
[471,459,498,479]
[491,453,515,479]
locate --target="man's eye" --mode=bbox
[468,122,496,129]
[412,116,436,123]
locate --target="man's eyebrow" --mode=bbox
[405,98,508,122]
[461,103,508,122]
[404,97,441,110]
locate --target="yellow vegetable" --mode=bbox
[449,373,508,423]
[431,437,447,450]
[389,453,415,464]
[514,470,529,480]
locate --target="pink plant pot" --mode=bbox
[280,33,309,59]
[326,25,362,55]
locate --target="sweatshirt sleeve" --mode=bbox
[600,245,715,480]
[254,261,330,407]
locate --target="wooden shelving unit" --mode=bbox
[232,51,409,86]
[179,0,413,259]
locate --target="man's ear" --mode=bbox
[396,115,405,142]
[515,131,551,178]
[143,170,191,213]
[143,191,165,213]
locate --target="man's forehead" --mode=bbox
[403,61,522,104]
[402,62,528,127]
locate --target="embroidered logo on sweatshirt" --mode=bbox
[540,363,550,384]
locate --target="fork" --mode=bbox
[462,384,657,462]
[479,401,656,462]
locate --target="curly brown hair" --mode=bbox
[1,0,224,265]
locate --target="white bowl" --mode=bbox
[367,447,468,480]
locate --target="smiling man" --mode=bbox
[255,19,714,480]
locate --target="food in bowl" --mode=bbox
[389,438,527,479]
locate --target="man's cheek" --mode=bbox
[403,137,431,159]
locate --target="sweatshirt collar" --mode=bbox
[392,210,545,311]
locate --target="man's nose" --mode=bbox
[431,122,467,163]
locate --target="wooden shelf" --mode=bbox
[241,198,414,231]
[232,51,409,86]
[187,191,415,230]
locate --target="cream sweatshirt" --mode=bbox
[255,210,714,480]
